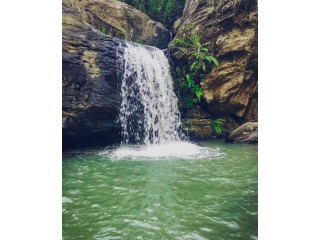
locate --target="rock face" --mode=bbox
[170,0,258,121]
[182,107,241,140]
[182,106,214,140]
[63,0,170,49]
[62,3,126,148]
[228,122,258,143]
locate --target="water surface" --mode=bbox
[62,141,258,239]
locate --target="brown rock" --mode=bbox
[220,116,241,135]
[182,107,240,139]
[182,106,213,139]
[228,122,258,143]
[173,18,182,33]
[63,0,170,49]
[170,0,258,120]
[183,118,214,140]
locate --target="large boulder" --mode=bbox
[227,122,258,143]
[63,0,170,49]
[62,3,125,149]
[170,0,258,121]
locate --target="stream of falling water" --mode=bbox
[119,42,184,145]
[106,42,216,160]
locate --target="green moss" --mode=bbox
[101,24,107,34]
[121,29,128,41]
[134,39,145,45]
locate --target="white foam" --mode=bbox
[101,141,223,161]
[62,197,73,203]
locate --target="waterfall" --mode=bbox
[118,42,184,145]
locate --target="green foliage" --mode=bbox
[134,39,145,45]
[172,38,191,48]
[171,23,194,48]
[190,48,219,71]
[118,0,186,28]
[101,24,107,34]
[172,24,219,72]
[173,66,196,108]
[188,30,219,72]
[123,7,135,27]
[186,74,203,102]
[172,24,219,108]
[212,119,225,134]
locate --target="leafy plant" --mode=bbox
[171,23,194,48]
[172,37,191,48]
[172,24,219,107]
[189,32,219,72]
[212,119,225,134]
[186,74,203,102]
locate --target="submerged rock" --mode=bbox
[63,0,170,49]
[62,3,124,148]
[227,122,258,143]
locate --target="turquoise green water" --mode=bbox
[62,141,258,240]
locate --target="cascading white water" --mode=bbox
[104,42,220,160]
[119,42,184,145]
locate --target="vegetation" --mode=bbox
[212,119,225,134]
[118,0,186,28]
[123,7,136,27]
[189,33,219,71]
[121,29,128,41]
[172,23,219,108]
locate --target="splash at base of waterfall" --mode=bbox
[100,142,225,161]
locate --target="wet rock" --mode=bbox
[62,3,125,149]
[182,107,241,139]
[182,106,214,140]
[227,122,258,143]
[220,116,241,136]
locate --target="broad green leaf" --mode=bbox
[212,57,219,66]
